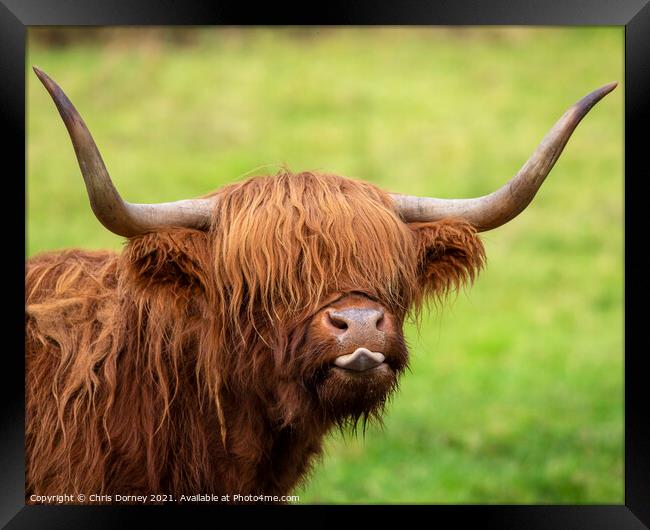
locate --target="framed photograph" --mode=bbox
[2,1,648,528]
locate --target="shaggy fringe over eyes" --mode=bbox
[209,171,421,345]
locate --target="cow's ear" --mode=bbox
[409,219,486,298]
[123,229,211,292]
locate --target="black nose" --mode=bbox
[326,307,385,343]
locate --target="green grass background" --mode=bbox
[27,27,623,503]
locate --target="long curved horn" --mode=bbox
[391,82,617,232]
[33,66,214,237]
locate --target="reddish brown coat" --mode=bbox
[25,171,485,502]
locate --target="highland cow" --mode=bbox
[25,67,616,503]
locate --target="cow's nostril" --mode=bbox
[376,314,385,331]
[327,312,349,331]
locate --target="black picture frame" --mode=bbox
[3,1,649,528]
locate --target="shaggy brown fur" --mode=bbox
[25,171,485,502]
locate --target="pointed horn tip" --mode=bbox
[567,81,618,118]
[586,81,619,103]
[32,65,47,81]
[32,65,59,95]
[600,81,618,94]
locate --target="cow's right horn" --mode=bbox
[33,66,214,237]
[390,82,617,231]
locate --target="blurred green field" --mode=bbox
[27,27,623,503]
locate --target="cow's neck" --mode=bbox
[203,384,330,498]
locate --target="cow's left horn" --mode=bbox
[33,66,214,237]
[390,82,617,232]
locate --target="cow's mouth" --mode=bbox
[333,348,385,372]
[317,350,397,421]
